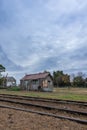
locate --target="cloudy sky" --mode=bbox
[0,0,87,82]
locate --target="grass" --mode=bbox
[7,86,21,91]
[0,87,87,101]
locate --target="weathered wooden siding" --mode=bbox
[42,76,53,92]
[20,74,53,92]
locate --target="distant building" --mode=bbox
[4,76,16,87]
[20,72,53,92]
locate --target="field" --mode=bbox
[0,87,87,130]
[0,87,87,101]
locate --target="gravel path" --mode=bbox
[0,108,87,130]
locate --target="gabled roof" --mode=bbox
[21,72,52,81]
[6,77,16,82]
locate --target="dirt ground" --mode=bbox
[0,108,87,130]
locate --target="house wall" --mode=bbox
[5,78,16,87]
[42,76,53,92]
[7,82,12,87]
[6,81,16,87]
[20,80,30,90]
[30,79,40,90]
[20,79,40,90]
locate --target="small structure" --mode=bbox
[20,72,53,92]
[4,76,16,87]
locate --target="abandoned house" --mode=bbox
[20,72,53,92]
[3,76,16,87]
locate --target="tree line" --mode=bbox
[0,64,87,87]
[53,71,87,88]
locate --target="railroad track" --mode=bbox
[0,94,87,124]
[0,94,87,106]
[0,94,87,112]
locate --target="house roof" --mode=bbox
[21,72,52,81]
[6,77,16,82]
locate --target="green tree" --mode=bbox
[73,72,85,87]
[53,70,70,87]
[0,77,4,86]
[0,64,5,86]
[84,78,87,87]
[0,64,5,73]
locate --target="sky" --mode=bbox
[0,0,87,83]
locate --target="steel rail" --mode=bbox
[0,104,87,125]
[0,94,87,106]
[0,98,87,116]
[0,93,87,104]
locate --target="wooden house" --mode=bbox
[4,76,16,87]
[20,72,53,92]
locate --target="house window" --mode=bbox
[48,80,50,83]
[48,80,52,85]
[32,80,38,84]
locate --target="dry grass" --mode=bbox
[0,87,87,101]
